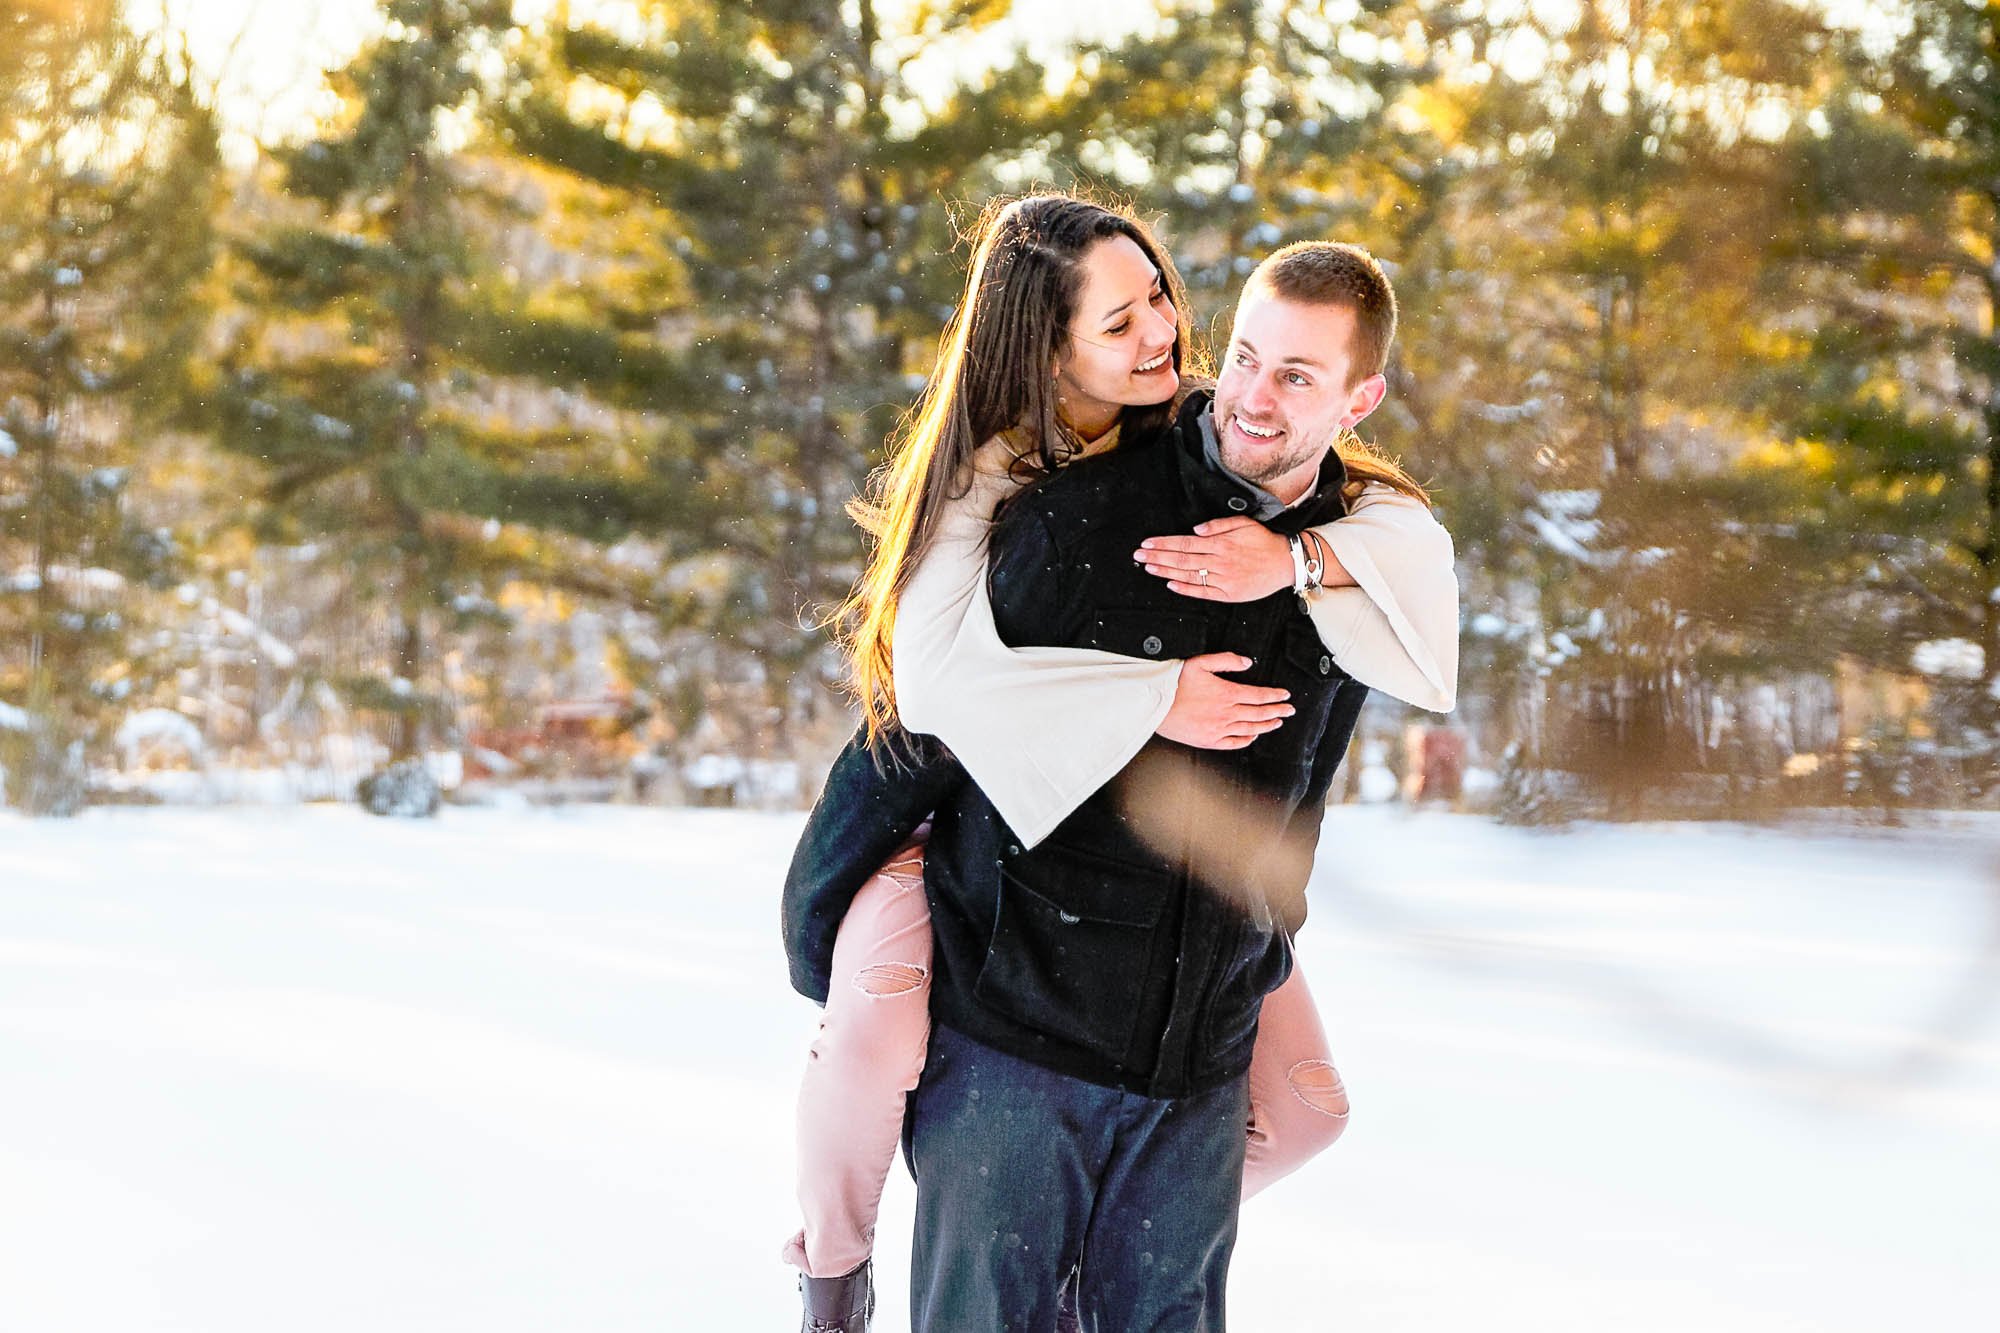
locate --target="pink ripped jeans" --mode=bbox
[782,841,1351,1278]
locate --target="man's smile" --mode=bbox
[1228,415,1282,441]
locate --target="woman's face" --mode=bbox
[1053,234,1180,433]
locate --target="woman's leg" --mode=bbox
[782,841,934,1278]
[1241,961,1351,1201]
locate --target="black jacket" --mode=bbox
[783,393,1369,1096]
[782,729,961,1004]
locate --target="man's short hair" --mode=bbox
[1247,242,1397,384]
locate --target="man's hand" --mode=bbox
[1134,516,1292,602]
[1157,652,1293,750]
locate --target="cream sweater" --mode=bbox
[893,435,1460,847]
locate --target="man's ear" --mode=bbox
[1340,373,1388,429]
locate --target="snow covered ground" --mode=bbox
[1,805,1995,1331]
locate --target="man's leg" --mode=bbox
[904,1024,1116,1332]
[1075,1074,1250,1332]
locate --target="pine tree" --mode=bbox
[1061,1,1420,305]
[1386,0,1833,813]
[0,0,219,813]
[495,1,1055,756]
[1756,0,2000,755]
[209,0,689,799]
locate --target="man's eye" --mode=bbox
[1232,350,1252,365]
[1286,372,1310,387]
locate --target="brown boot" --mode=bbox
[800,1258,873,1333]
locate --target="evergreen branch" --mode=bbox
[498,91,717,212]
[237,227,388,308]
[441,298,709,410]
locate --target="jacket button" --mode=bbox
[1227,497,1248,512]
[1142,635,1163,655]
[1319,655,1332,675]
[1006,843,1021,857]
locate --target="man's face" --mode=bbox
[1211,287,1387,501]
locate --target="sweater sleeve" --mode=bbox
[1301,485,1460,713]
[892,448,1180,849]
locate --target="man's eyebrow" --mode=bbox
[1234,336,1329,370]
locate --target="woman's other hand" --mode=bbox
[1157,652,1293,750]
[1134,516,1293,602]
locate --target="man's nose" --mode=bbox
[1241,372,1279,415]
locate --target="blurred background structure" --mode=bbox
[2,0,1997,819]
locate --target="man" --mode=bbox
[784,241,1416,1330]
[899,242,1399,1331]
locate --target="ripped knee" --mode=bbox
[851,961,930,999]
[1286,1060,1350,1118]
[877,848,925,890]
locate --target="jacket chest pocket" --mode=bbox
[975,838,1171,1069]
[1086,609,1208,661]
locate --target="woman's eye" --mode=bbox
[1106,321,1131,335]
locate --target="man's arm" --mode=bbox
[782,726,965,1002]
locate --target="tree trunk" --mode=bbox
[394,584,422,760]
[27,182,63,687]
[1981,241,2000,718]
[386,46,442,761]
[1221,0,1263,270]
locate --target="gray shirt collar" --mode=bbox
[1197,405,1317,520]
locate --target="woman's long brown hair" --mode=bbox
[838,194,1200,746]
[1335,434,1429,506]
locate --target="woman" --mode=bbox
[783,194,1455,1330]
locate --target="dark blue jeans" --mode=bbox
[904,1024,1248,1332]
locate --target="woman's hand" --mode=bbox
[1134,516,1292,602]
[1157,652,1293,750]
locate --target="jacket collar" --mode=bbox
[1169,389,1350,534]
